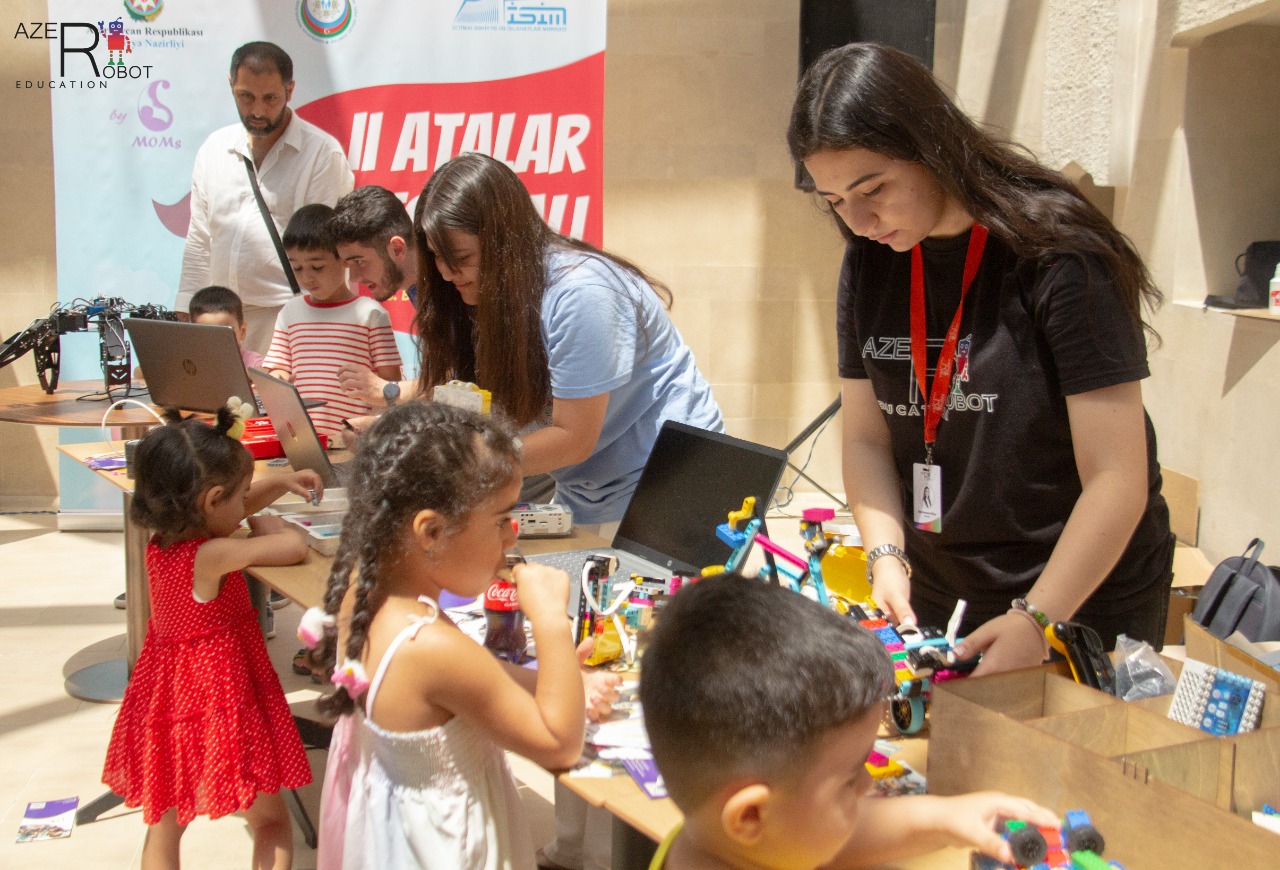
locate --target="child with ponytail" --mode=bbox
[102,405,323,869]
[301,401,585,869]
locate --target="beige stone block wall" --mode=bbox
[1140,22,1280,559]
[603,0,847,501]
[0,0,59,506]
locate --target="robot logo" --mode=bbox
[98,18,132,66]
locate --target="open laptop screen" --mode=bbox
[124,319,255,413]
[247,368,343,487]
[612,422,788,576]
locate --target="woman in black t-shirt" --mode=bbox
[787,43,1174,676]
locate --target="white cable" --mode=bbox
[99,399,165,453]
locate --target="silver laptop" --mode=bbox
[124,319,256,413]
[248,368,349,487]
[529,421,788,583]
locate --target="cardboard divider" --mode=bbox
[1027,701,1205,758]
[928,636,1280,868]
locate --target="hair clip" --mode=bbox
[225,396,254,440]
[332,658,370,697]
[297,606,336,649]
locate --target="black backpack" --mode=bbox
[1205,241,1280,310]
[1191,538,1280,642]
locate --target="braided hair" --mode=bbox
[314,401,522,716]
[128,406,254,543]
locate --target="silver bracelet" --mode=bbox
[865,543,911,583]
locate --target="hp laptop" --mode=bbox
[529,421,788,581]
[248,368,349,487]
[124,319,256,413]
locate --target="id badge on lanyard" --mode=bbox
[909,224,988,533]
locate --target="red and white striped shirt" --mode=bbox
[262,296,402,436]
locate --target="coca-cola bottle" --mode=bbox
[483,570,527,664]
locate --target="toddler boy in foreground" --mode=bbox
[639,575,1058,870]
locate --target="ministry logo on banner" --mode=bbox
[297,0,356,43]
[454,0,568,31]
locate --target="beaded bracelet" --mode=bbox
[1006,607,1051,661]
[1011,597,1050,628]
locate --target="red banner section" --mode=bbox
[299,53,604,243]
[296,53,604,333]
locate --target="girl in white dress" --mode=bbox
[302,401,585,869]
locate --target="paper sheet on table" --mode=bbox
[588,714,650,749]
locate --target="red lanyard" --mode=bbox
[909,224,988,462]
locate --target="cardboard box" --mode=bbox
[1164,543,1215,645]
[928,621,1280,868]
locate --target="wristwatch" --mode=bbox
[865,543,912,583]
[382,381,401,407]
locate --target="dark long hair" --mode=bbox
[787,43,1161,340]
[312,402,522,717]
[412,152,672,426]
[128,407,254,541]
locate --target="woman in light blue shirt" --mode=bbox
[412,153,723,528]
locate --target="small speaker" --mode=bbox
[799,0,936,75]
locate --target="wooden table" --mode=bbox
[59,439,610,690]
[0,379,160,437]
[0,382,164,703]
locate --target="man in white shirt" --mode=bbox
[176,41,354,355]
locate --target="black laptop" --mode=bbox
[529,421,788,580]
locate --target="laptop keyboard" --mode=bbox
[527,548,670,580]
[527,549,593,575]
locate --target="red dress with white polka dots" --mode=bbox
[102,536,312,825]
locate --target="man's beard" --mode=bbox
[241,105,288,138]
[375,248,406,300]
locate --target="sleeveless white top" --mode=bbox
[330,597,535,870]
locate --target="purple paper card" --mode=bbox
[17,796,78,843]
[622,756,668,799]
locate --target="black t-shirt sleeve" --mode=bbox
[1030,254,1150,395]
[836,244,867,379]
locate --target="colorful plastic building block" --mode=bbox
[971,810,1123,870]
[710,504,978,734]
[713,497,832,606]
[844,599,977,734]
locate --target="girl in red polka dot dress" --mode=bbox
[101,406,324,869]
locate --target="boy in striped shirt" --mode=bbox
[264,203,402,437]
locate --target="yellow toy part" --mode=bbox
[224,396,254,440]
[821,542,871,602]
[583,618,623,667]
[726,496,756,531]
